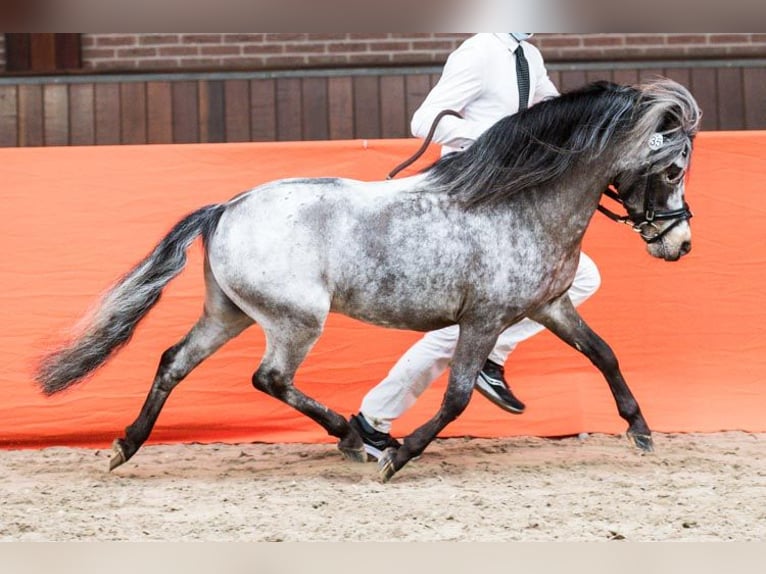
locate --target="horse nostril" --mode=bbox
[680,241,692,256]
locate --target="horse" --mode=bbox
[36,78,700,482]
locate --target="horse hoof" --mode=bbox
[338,444,368,463]
[109,439,127,471]
[377,448,398,483]
[627,431,654,453]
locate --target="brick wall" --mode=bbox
[81,33,470,71]
[537,33,766,61]
[79,33,766,72]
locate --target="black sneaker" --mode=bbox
[349,413,401,461]
[475,359,526,414]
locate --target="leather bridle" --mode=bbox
[598,147,693,244]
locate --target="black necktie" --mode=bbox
[515,45,530,111]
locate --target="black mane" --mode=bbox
[423,81,641,206]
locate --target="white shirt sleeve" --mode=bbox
[410,43,489,150]
[529,46,560,104]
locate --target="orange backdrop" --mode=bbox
[2,133,765,449]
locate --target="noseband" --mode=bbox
[597,182,692,244]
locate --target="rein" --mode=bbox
[387,109,462,180]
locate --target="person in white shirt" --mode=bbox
[350,33,602,460]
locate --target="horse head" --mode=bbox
[609,79,701,262]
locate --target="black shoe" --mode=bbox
[349,413,401,461]
[475,359,526,414]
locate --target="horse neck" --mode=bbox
[503,162,614,247]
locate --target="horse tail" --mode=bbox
[35,204,226,395]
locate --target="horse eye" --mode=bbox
[664,165,684,183]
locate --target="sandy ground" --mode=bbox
[1,431,764,541]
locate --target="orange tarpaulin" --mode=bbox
[2,133,765,449]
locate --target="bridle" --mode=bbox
[597,183,692,244]
[597,141,693,244]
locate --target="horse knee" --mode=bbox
[442,385,472,421]
[252,367,289,397]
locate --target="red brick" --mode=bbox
[622,34,667,46]
[709,34,750,44]
[136,59,182,70]
[583,35,625,47]
[116,48,158,58]
[200,46,242,56]
[261,56,310,67]
[265,33,308,42]
[306,34,350,41]
[327,43,367,53]
[243,45,283,55]
[219,57,265,69]
[283,43,327,54]
[410,41,453,51]
[348,33,389,40]
[299,54,349,67]
[369,42,411,52]
[95,35,137,47]
[667,35,709,45]
[537,36,581,48]
[139,35,180,46]
[352,54,394,65]
[181,34,223,44]
[158,46,198,57]
[223,34,265,43]
[82,48,117,59]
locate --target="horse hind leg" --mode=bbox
[110,266,253,470]
[251,315,365,463]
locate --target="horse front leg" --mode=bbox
[528,294,653,452]
[378,324,499,482]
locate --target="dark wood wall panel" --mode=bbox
[94,83,120,145]
[43,84,69,146]
[250,79,277,141]
[1,64,764,147]
[120,82,147,145]
[0,86,18,147]
[743,67,766,129]
[171,81,199,144]
[68,84,95,145]
[380,75,406,139]
[301,77,329,141]
[18,84,44,146]
[717,68,746,131]
[690,68,719,131]
[146,82,173,144]
[224,80,251,142]
[327,77,354,140]
[353,76,381,139]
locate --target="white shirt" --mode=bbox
[411,33,559,155]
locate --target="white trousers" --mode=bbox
[360,252,601,433]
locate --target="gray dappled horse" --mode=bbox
[36,79,700,482]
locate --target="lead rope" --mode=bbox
[386,109,462,180]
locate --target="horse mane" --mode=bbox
[422,79,701,207]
